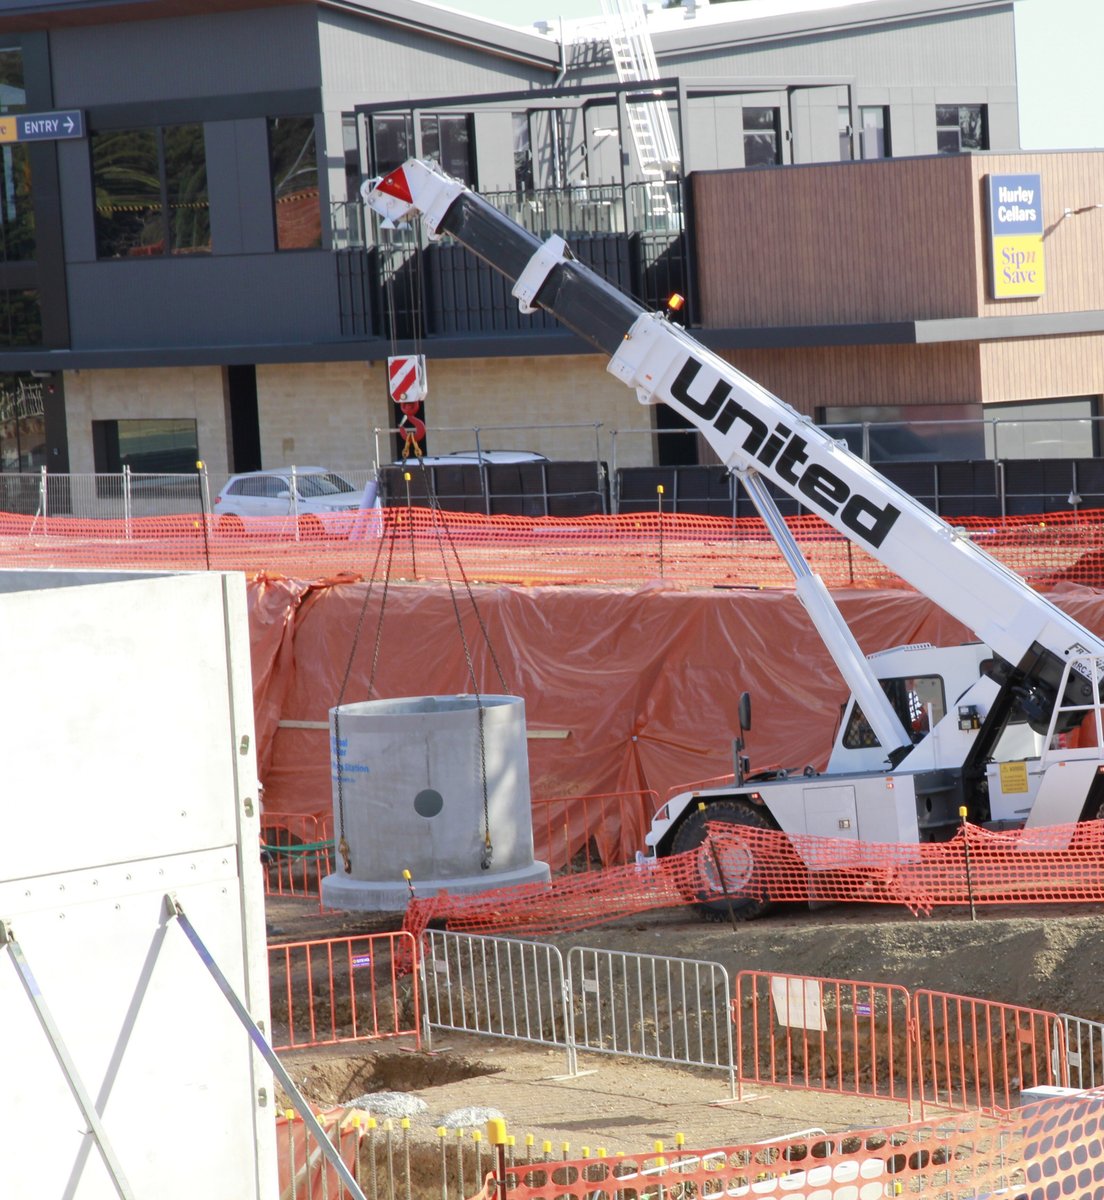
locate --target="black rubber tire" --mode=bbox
[670,798,778,922]
[217,513,244,537]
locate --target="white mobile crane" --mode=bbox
[364,161,1104,918]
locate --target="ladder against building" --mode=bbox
[600,0,680,224]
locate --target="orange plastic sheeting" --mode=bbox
[247,579,1104,825]
[247,577,998,823]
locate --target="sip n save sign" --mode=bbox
[987,173,1045,299]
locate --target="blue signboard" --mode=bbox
[0,109,85,144]
[987,173,1045,299]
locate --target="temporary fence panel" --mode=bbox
[912,988,1060,1115]
[531,790,659,873]
[567,946,736,1096]
[268,931,420,1052]
[419,929,575,1072]
[1059,1013,1104,1091]
[733,971,914,1115]
[261,812,333,900]
[275,1110,366,1200]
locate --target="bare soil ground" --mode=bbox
[268,899,1104,1157]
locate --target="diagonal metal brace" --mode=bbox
[1,918,138,1200]
[163,894,368,1200]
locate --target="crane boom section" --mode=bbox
[364,161,1104,683]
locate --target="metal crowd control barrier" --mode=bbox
[1058,1013,1104,1091]
[912,989,1060,1115]
[268,931,420,1052]
[568,946,736,1097]
[419,929,576,1073]
[733,971,914,1116]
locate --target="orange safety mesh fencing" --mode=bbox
[4,504,1104,589]
[497,1089,1104,1199]
[267,930,420,1052]
[402,820,1104,941]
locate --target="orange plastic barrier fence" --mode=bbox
[402,820,1104,942]
[268,931,420,1052]
[531,790,659,872]
[733,970,915,1114]
[261,812,333,901]
[496,1089,1104,1198]
[914,989,1061,1115]
[3,504,1103,589]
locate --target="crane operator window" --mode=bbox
[842,675,946,748]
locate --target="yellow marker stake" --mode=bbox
[472,1131,482,1143]
[284,1109,294,1121]
[367,1117,377,1131]
[525,1134,534,1148]
[401,1117,410,1130]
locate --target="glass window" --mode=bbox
[371,114,412,176]
[984,397,1099,459]
[269,116,321,250]
[838,107,852,161]
[860,106,891,159]
[92,418,198,473]
[843,675,947,749]
[513,112,534,193]
[743,107,781,167]
[820,403,986,462]
[420,113,475,185]
[0,47,33,263]
[0,373,45,471]
[936,104,988,154]
[92,125,210,258]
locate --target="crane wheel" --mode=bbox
[669,798,779,922]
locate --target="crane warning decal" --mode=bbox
[667,356,902,549]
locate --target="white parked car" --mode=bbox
[213,467,369,537]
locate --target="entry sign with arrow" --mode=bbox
[0,109,85,144]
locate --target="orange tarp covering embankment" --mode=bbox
[248,575,1104,824]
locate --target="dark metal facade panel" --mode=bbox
[65,253,342,349]
[48,5,322,107]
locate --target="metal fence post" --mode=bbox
[39,465,47,527]
[123,465,132,540]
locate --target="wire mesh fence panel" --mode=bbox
[913,989,1060,1115]
[567,946,735,1095]
[733,971,914,1115]
[268,931,420,1052]
[419,930,573,1072]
